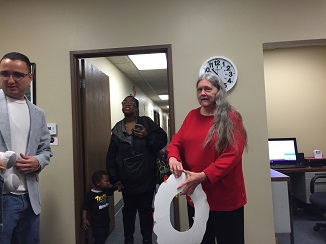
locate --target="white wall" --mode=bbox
[1,1,326,243]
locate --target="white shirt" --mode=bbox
[3,96,30,193]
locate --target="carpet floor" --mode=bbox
[277,198,326,244]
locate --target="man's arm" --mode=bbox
[33,112,53,171]
[16,111,52,174]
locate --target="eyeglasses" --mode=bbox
[122,101,136,106]
[0,71,29,81]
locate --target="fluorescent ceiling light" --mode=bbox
[129,53,167,70]
[159,95,169,100]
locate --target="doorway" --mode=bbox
[70,44,176,243]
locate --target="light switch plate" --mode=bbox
[50,136,58,146]
[47,123,57,135]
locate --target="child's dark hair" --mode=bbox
[91,170,108,186]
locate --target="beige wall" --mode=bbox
[264,46,326,156]
[1,0,326,243]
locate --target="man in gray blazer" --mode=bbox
[0,52,52,244]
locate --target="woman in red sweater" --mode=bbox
[167,73,247,244]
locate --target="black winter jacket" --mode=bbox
[106,116,167,195]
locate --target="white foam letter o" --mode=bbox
[153,173,209,244]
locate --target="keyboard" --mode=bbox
[271,164,306,169]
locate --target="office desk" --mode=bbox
[270,169,294,244]
[275,167,326,204]
[271,167,326,244]
[274,166,326,174]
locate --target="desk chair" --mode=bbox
[309,174,326,231]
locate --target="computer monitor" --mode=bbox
[268,137,298,166]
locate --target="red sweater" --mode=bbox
[167,107,247,211]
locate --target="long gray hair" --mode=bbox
[197,73,247,154]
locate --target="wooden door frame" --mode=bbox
[70,44,176,244]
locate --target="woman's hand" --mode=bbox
[133,127,148,138]
[178,170,207,195]
[114,181,124,192]
[169,157,184,178]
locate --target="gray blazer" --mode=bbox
[0,89,52,215]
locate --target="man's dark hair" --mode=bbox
[91,170,108,186]
[1,52,31,73]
